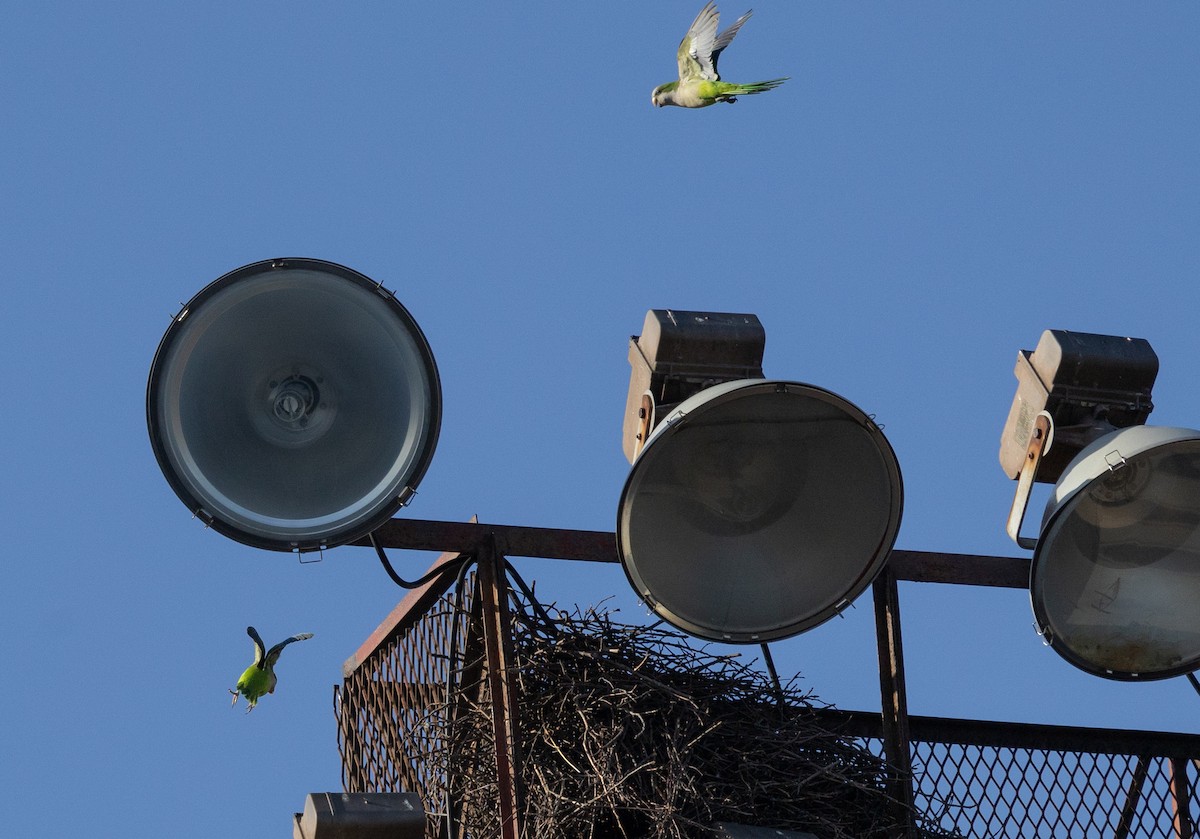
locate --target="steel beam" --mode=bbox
[873,566,916,836]
[359,518,1032,588]
[477,539,523,839]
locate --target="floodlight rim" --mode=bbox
[145,257,442,552]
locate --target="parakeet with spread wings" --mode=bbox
[229,626,313,712]
[652,2,788,108]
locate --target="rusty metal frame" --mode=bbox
[338,544,472,836]
[1116,757,1151,839]
[355,517,1032,586]
[873,564,916,836]
[1173,757,1195,839]
[475,537,523,839]
[343,516,1200,837]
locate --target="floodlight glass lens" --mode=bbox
[618,380,903,643]
[147,259,441,551]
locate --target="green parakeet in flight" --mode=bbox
[652,2,788,108]
[229,626,313,712]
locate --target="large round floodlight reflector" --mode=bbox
[1031,425,1200,680]
[147,258,441,552]
[617,379,903,643]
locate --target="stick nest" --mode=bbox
[442,592,936,838]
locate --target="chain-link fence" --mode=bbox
[337,564,476,829]
[822,709,1200,838]
[335,561,1200,838]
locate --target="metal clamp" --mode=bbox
[1006,412,1054,550]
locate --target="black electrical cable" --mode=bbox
[368,531,470,589]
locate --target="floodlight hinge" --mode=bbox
[398,486,417,507]
[999,331,1157,483]
[1006,412,1053,550]
[631,392,655,461]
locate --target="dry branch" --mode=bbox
[436,590,947,839]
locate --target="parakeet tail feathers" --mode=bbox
[727,77,789,95]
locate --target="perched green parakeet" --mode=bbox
[651,2,788,108]
[229,626,313,712]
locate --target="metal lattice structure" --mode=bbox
[337,554,483,833]
[828,711,1200,838]
[334,520,1200,838]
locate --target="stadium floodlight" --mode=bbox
[1000,329,1200,680]
[617,310,903,643]
[147,258,441,553]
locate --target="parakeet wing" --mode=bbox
[265,632,314,667]
[676,2,720,81]
[676,3,753,82]
[246,626,267,667]
[710,10,752,77]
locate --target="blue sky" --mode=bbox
[3,2,1199,836]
